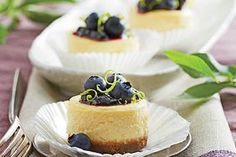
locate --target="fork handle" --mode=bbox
[9,69,27,123]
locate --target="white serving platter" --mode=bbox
[29,0,236,93]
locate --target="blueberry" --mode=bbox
[104,16,124,38]
[76,27,90,37]
[138,0,180,11]
[137,0,153,13]
[92,94,120,106]
[68,133,91,150]
[85,12,99,30]
[84,76,107,92]
[109,82,134,102]
[107,73,127,88]
[90,30,108,40]
[159,0,179,10]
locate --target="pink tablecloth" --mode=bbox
[1,19,236,143]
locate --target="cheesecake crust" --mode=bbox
[91,136,147,154]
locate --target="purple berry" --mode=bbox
[68,133,91,150]
[104,16,124,38]
[109,82,134,103]
[84,76,107,92]
[85,12,99,30]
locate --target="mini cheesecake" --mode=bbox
[68,12,139,53]
[67,96,148,154]
[130,9,192,31]
[130,0,193,31]
[67,71,148,154]
[68,34,139,53]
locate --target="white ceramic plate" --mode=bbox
[33,101,190,157]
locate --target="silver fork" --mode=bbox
[0,117,32,157]
[0,69,58,157]
[0,69,32,157]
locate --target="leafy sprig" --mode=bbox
[165,50,236,99]
[0,0,76,44]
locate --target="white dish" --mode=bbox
[29,0,236,92]
[33,101,190,157]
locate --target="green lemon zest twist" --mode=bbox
[97,12,111,33]
[79,89,98,102]
[131,90,146,104]
[104,70,114,85]
[131,96,137,104]
[97,70,119,93]
[96,80,118,93]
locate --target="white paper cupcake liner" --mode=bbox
[33,101,190,157]
[130,7,195,52]
[46,30,160,73]
[133,27,194,53]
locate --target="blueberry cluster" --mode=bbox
[80,71,145,106]
[76,12,125,40]
[138,0,186,13]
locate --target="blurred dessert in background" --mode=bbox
[130,0,193,31]
[68,12,139,53]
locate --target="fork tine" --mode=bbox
[0,118,20,147]
[0,126,23,156]
[10,136,30,157]
[17,142,31,157]
[0,116,32,157]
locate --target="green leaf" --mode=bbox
[0,2,8,13]
[181,81,235,98]
[228,66,236,76]
[165,50,216,80]
[20,0,76,7]
[192,53,219,72]
[0,24,8,44]
[24,7,61,24]
[180,65,205,78]
[8,17,20,31]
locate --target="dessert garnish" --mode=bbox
[79,70,145,105]
[75,12,127,41]
[138,0,186,13]
[68,133,91,150]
